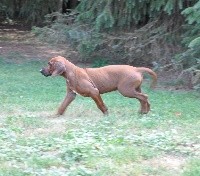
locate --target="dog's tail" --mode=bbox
[136,67,157,89]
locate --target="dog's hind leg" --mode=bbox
[118,85,150,114]
[136,86,150,113]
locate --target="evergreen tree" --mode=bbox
[0,0,67,24]
[76,0,197,31]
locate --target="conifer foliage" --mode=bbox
[178,0,200,70]
[76,0,196,31]
[0,0,66,24]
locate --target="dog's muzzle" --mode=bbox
[40,68,52,77]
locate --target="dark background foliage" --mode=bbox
[1,0,200,88]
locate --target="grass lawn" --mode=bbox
[0,57,200,176]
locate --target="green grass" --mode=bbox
[0,57,200,176]
[183,158,200,176]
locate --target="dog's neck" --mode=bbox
[62,59,78,80]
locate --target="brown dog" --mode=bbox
[40,56,157,115]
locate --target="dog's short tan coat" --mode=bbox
[40,56,157,115]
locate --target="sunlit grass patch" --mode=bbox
[5,115,46,129]
[0,58,200,175]
[27,156,64,169]
[0,166,30,176]
[183,158,200,176]
[105,146,155,164]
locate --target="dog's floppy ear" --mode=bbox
[52,61,66,76]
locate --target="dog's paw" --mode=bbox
[103,111,109,116]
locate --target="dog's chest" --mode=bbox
[66,78,75,90]
[66,78,85,96]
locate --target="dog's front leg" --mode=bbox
[57,88,76,115]
[90,88,108,115]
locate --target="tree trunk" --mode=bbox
[69,0,78,9]
[58,0,63,12]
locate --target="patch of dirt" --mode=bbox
[23,124,66,137]
[0,41,65,62]
[0,23,79,63]
[143,154,185,174]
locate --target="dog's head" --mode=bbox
[40,56,66,77]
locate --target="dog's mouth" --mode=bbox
[40,69,52,77]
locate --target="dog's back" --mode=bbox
[85,65,142,94]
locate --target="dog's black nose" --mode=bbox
[40,68,45,75]
[40,68,51,77]
[40,68,46,76]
